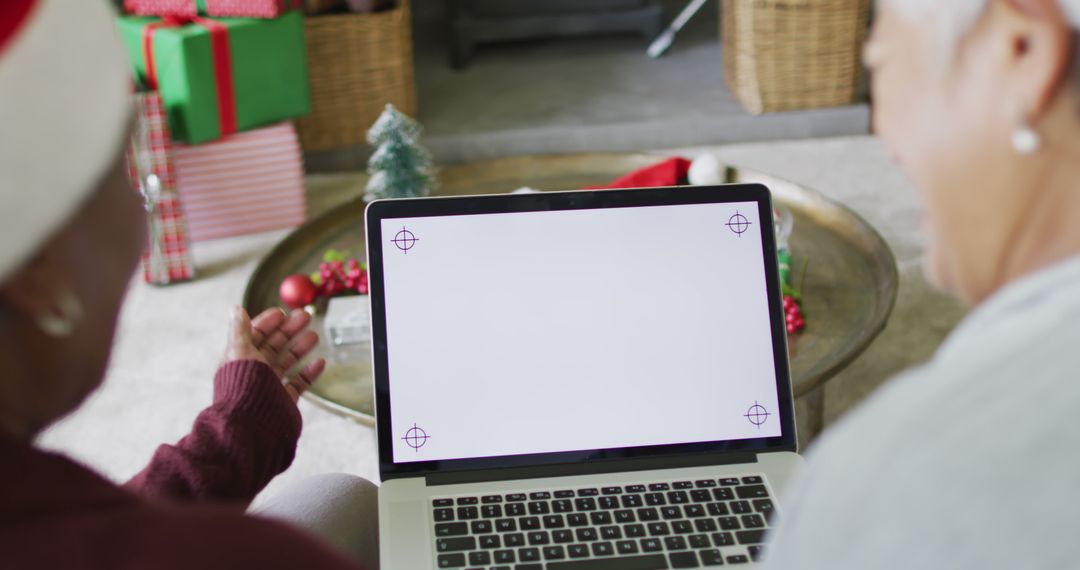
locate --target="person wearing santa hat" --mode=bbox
[0,1,376,568]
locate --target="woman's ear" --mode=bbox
[999,0,1074,118]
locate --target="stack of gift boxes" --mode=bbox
[117,0,312,284]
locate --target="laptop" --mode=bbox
[366,184,802,569]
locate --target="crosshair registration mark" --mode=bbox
[392,227,418,254]
[726,211,752,237]
[745,402,771,428]
[402,423,429,451]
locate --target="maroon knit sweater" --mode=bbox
[0,360,364,570]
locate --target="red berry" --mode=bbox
[358,283,369,295]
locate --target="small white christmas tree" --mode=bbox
[364,104,437,201]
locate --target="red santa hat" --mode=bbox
[0,0,133,282]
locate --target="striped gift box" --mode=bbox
[174,122,307,242]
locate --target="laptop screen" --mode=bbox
[374,194,786,467]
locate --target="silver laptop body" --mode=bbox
[367,185,803,570]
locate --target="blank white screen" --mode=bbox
[381,201,782,464]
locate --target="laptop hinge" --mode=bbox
[425,452,758,487]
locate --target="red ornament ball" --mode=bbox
[279,274,317,309]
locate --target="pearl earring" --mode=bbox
[1011,115,1041,155]
[35,290,84,338]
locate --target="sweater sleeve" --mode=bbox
[124,359,301,505]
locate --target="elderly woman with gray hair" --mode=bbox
[765,0,1080,567]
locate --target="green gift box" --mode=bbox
[117,12,310,144]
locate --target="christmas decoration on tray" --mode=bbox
[278,249,369,310]
[126,92,195,285]
[364,104,437,202]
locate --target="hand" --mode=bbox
[225,306,327,403]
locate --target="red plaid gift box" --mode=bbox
[123,0,301,18]
[174,122,307,242]
[127,92,196,284]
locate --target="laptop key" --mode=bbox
[668,491,690,504]
[519,547,541,562]
[673,481,693,490]
[672,521,693,534]
[617,540,639,554]
[494,549,516,564]
[664,536,688,550]
[547,554,669,569]
[457,497,478,505]
[528,501,550,515]
[707,503,729,517]
[637,508,659,521]
[506,504,526,517]
[602,486,623,495]
[567,514,588,526]
[615,509,636,523]
[621,495,644,508]
[624,524,646,538]
[591,541,614,556]
[726,554,749,564]
[469,551,491,566]
[748,545,765,562]
[719,478,740,486]
[437,553,465,568]
[695,480,717,488]
[504,533,525,547]
[645,493,666,506]
[434,508,454,522]
[575,528,598,541]
[688,534,710,548]
[555,490,575,498]
[685,505,706,518]
[699,549,724,566]
[742,476,763,485]
[436,522,469,537]
[471,520,492,534]
[496,518,517,532]
[520,517,541,530]
[437,537,476,552]
[741,514,765,529]
[661,507,681,520]
[669,551,699,568]
[694,519,718,533]
[530,492,551,501]
[544,546,567,560]
[647,522,670,536]
[649,483,670,491]
[718,517,741,531]
[712,532,735,547]
[482,495,503,504]
[434,498,454,507]
[577,488,599,497]
[527,531,550,545]
[736,530,766,545]
[458,507,478,520]
[600,526,622,540]
[713,488,735,501]
[482,505,503,518]
[575,498,597,511]
[506,493,527,502]
[690,490,712,503]
[598,496,620,510]
[544,515,565,529]
[736,485,769,499]
[753,499,775,518]
[481,535,501,549]
[590,512,612,525]
[626,485,647,493]
[640,538,663,552]
[553,500,573,513]
[568,544,589,558]
[730,501,752,515]
[553,530,573,543]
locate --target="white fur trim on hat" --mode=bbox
[0,0,133,283]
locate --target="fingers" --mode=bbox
[225,306,255,361]
[250,307,287,347]
[262,310,311,354]
[283,358,326,403]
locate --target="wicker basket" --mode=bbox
[722,0,870,114]
[296,0,417,151]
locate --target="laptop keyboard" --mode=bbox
[431,475,776,569]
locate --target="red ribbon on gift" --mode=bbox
[193,0,302,14]
[142,16,237,138]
